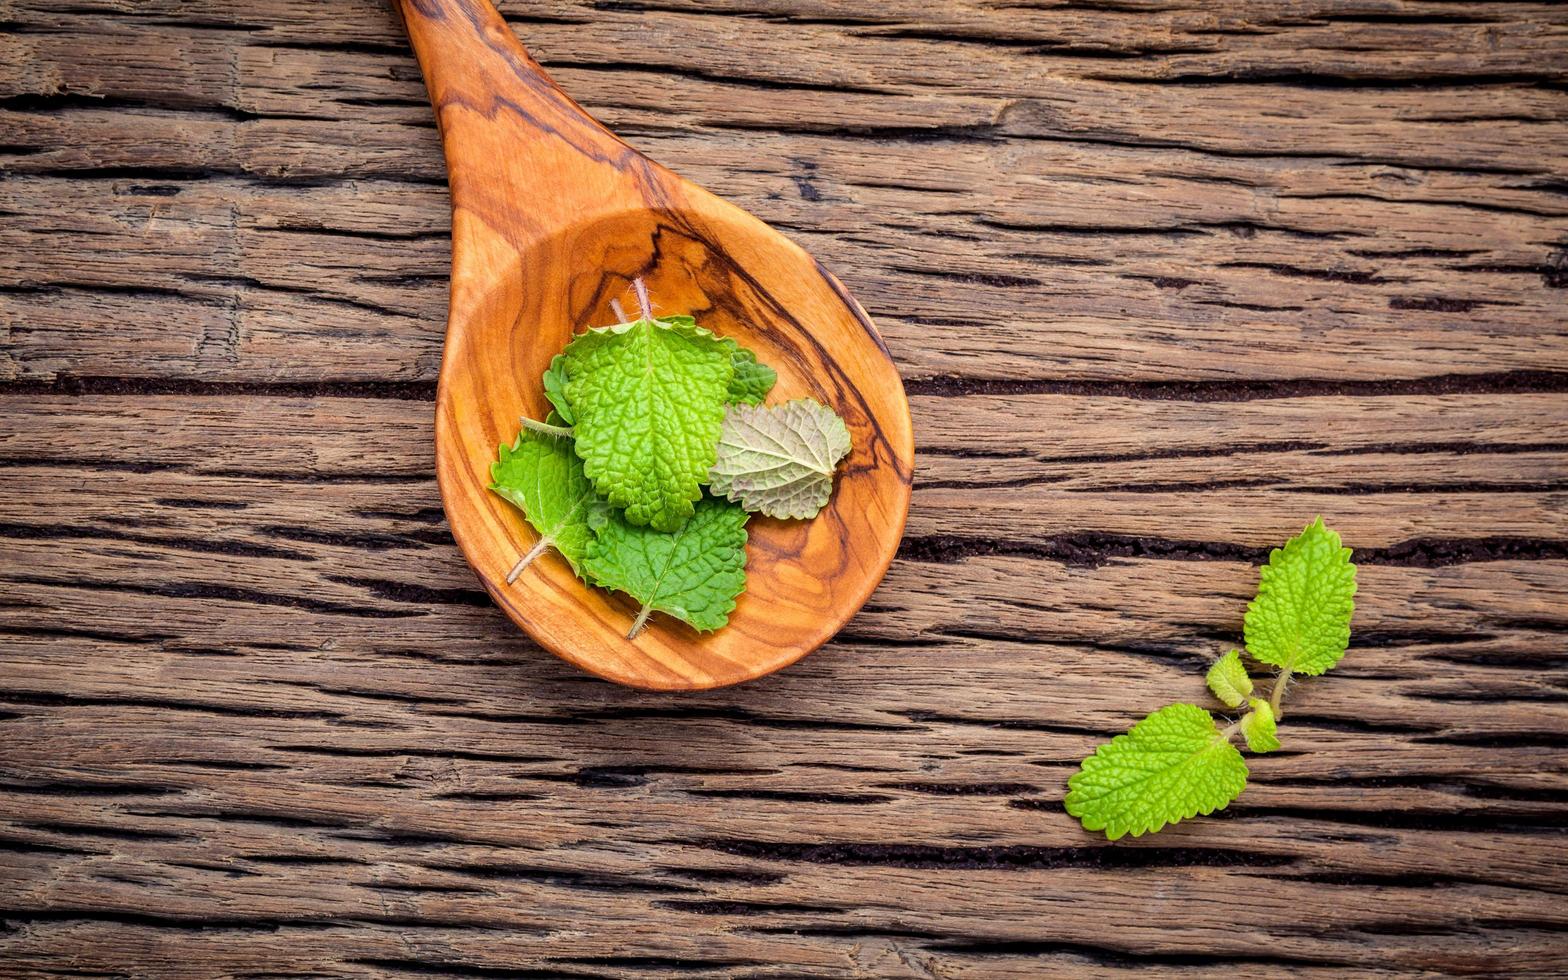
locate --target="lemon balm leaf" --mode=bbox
[724,341,777,405]
[582,495,750,638]
[1242,699,1281,753]
[541,354,575,425]
[552,320,770,420]
[1244,517,1358,676]
[489,420,605,581]
[663,318,773,404]
[1205,650,1254,708]
[1066,703,1249,840]
[563,317,734,532]
[709,399,852,520]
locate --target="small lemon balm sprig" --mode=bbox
[1065,518,1357,840]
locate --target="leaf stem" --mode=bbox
[1269,668,1292,721]
[519,416,574,439]
[632,277,654,321]
[626,605,654,640]
[507,536,552,583]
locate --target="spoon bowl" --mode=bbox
[400,0,913,689]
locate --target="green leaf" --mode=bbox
[541,354,575,425]
[1066,703,1249,840]
[563,317,734,532]
[587,311,773,401]
[549,327,771,419]
[582,495,750,637]
[489,420,606,580]
[1242,699,1280,753]
[1244,517,1358,676]
[708,399,852,520]
[1205,650,1254,708]
[724,341,777,405]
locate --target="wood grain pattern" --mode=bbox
[2,0,1566,976]
[398,0,912,689]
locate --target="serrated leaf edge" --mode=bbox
[1205,650,1253,708]
[1241,699,1281,754]
[563,316,735,532]
[709,399,852,520]
[1065,704,1249,841]
[1243,516,1358,677]
[583,501,750,638]
[489,439,603,583]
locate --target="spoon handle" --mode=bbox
[395,0,639,231]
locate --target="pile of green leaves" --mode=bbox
[489,285,852,639]
[1065,518,1358,839]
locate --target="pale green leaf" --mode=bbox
[708,399,852,520]
[1066,703,1249,840]
[1242,699,1280,753]
[1205,650,1254,708]
[563,317,734,532]
[582,495,750,637]
[1244,517,1358,676]
[489,419,605,580]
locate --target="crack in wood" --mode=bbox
[897,531,1568,568]
[904,370,1568,401]
[694,839,1296,871]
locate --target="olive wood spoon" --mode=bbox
[397,0,914,690]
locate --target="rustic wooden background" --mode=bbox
[3,1,1567,976]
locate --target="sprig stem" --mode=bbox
[626,606,653,640]
[1269,668,1292,720]
[519,416,574,439]
[507,536,552,583]
[632,277,654,321]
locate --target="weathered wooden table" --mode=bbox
[3,2,1566,976]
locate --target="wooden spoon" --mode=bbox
[397,0,914,690]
